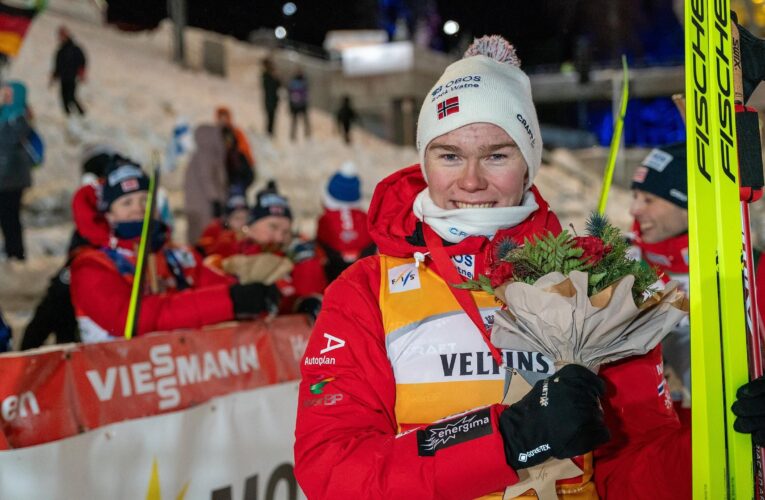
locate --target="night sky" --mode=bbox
[105,0,684,69]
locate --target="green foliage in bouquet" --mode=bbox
[456,213,659,304]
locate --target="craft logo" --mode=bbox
[85,343,261,411]
[437,96,460,119]
[516,114,536,148]
[388,263,421,293]
[669,188,688,203]
[309,376,336,395]
[641,148,673,171]
[417,408,492,456]
[320,332,346,355]
[517,443,550,463]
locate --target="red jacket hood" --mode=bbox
[368,164,561,259]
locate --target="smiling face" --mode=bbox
[423,123,528,210]
[629,189,688,243]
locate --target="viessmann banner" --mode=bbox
[0,316,312,449]
[0,383,306,499]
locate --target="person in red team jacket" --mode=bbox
[294,35,691,499]
[316,161,376,282]
[70,160,277,343]
[196,188,250,257]
[237,181,326,319]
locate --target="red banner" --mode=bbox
[0,316,312,450]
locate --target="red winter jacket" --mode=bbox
[70,237,236,340]
[294,166,690,499]
[316,207,376,282]
[71,183,110,248]
[197,218,242,257]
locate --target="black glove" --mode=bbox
[499,364,610,470]
[212,200,223,218]
[733,376,765,446]
[295,296,322,321]
[229,283,280,318]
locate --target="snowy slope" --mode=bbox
[0,3,633,338]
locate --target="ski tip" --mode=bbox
[464,35,521,68]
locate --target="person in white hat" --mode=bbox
[295,35,688,499]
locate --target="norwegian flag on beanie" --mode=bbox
[416,35,541,189]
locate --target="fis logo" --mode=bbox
[388,263,421,293]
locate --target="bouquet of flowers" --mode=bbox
[457,213,689,499]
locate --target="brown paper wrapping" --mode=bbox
[492,271,688,498]
[491,271,689,370]
[221,254,294,285]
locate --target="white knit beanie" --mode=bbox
[416,36,541,189]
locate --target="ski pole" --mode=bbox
[123,152,161,340]
[597,55,629,215]
[732,15,765,497]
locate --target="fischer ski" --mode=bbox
[686,1,755,498]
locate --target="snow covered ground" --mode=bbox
[0,1,635,341]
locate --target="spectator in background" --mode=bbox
[316,161,375,282]
[236,182,326,319]
[288,71,311,141]
[196,187,250,257]
[20,145,119,350]
[261,59,281,137]
[216,106,256,192]
[50,26,86,116]
[183,124,228,244]
[70,162,277,343]
[336,95,359,145]
[0,80,35,261]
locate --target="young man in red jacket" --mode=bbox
[294,36,691,499]
[70,160,276,343]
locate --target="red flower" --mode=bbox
[490,261,515,288]
[573,236,610,265]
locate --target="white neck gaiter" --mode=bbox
[412,188,538,243]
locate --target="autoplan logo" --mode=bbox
[417,408,491,456]
[517,443,550,463]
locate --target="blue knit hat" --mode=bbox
[324,161,361,208]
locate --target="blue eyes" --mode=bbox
[440,154,507,161]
